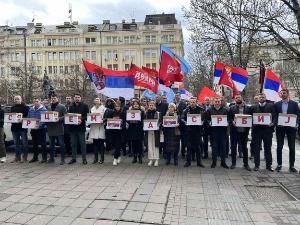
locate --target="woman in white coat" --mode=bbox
[89,97,106,164]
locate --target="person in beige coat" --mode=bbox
[89,97,106,164]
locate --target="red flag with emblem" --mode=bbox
[159,51,184,82]
[130,64,158,93]
[142,66,172,87]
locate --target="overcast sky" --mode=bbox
[0,0,193,55]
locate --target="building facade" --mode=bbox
[0,13,185,103]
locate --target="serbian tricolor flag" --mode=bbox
[130,64,158,93]
[214,62,248,92]
[218,65,239,97]
[178,86,193,100]
[198,86,220,103]
[159,51,184,82]
[82,59,134,99]
[263,69,285,102]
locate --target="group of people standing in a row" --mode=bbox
[0,89,298,173]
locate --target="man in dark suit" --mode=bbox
[155,94,168,155]
[251,93,276,172]
[274,89,299,173]
[174,92,187,157]
[202,97,212,159]
[229,94,252,171]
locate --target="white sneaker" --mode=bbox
[148,160,153,166]
[154,159,159,167]
[117,157,121,164]
[0,157,6,163]
[113,158,117,166]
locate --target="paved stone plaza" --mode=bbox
[0,139,299,225]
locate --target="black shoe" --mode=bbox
[83,159,87,164]
[68,159,76,164]
[99,159,103,164]
[202,155,208,159]
[197,163,205,168]
[266,167,274,172]
[254,166,259,171]
[184,163,191,168]
[138,158,142,164]
[47,159,54,163]
[239,153,243,158]
[166,162,170,166]
[128,153,133,157]
[132,158,137,163]
[289,167,298,173]
[230,165,236,169]
[60,160,65,165]
[41,159,47,163]
[244,165,251,171]
[211,163,216,168]
[275,165,282,172]
[221,163,229,169]
[249,155,254,160]
[92,158,98,164]
[29,158,38,163]
[181,153,186,158]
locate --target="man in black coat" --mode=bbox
[68,93,89,165]
[274,89,300,173]
[174,92,187,157]
[181,98,205,168]
[251,93,276,172]
[155,94,168,155]
[0,105,6,163]
[202,97,212,159]
[229,94,252,171]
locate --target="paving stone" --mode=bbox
[0,210,17,222]
[207,209,228,220]
[244,203,268,213]
[89,200,111,208]
[80,207,103,219]
[6,212,35,224]
[70,199,94,208]
[186,217,209,225]
[59,207,85,218]
[94,220,118,225]
[22,204,48,214]
[107,200,128,210]
[41,205,66,216]
[208,219,231,225]
[126,201,147,211]
[227,211,251,222]
[99,208,122,220]
[145,203,165,213]
[187,208,207,218]
[70,218,97,225]
[53,198,76,206]
[141,211,163,224]
[6,202,30,212]
[249,212,275,222]
[47,216,75,225]
[0,201,13,210]
[121,209,143,222]
[26,215,54,225]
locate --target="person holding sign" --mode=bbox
[28,98,48,163]
[145,101,160,167]
[205,97,229,169]
[46,94,67,164]
[274,89,300,173]
[10,96,29,163]
[0,105,5,163]
[89,97,106,164]
[68,94,89,165]
[181,98,205,168]
[110,102,126,166]
[251,93,276,172]
[127,100,145,164]
[229,94,252,171]
[163,103,181,166]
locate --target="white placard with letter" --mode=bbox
[211,115,227,126]
[235,115,252,127]
[253,113,271,125]
[40,111,59,122]
[87,113,103,124]
[106,118,122,130]
[278,113,297,127]
[187,114,202,125]
[4,113,22,123]
[163,116,177,128]
[22,118,40,129]
[126,110,141,121]
[64,113,81,125]
[143,119,158,130]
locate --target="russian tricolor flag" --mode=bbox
[178,86,193,100]
[264,69,285,102]
[214,62,248,92]
[83,59,134,99]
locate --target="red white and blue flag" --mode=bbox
[178,86,193,100]
[82,59,134,99]
[263,69,285,102]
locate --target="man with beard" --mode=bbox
[229,94,252,171]
[64,95,73,156]
[251,93,276,172]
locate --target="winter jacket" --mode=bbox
[181,105,205,134]
[163,112,180,153]
[89,105,106,140]
[145,109,160,147]
[46,103,67,136]
[68,102,89,132]
[10,103,29,132]
[205,106,229,133]
[0,106,5,128]
[27,105,48,129]
[127,109,145,141]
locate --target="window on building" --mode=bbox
[162,34,175,42]
[145,35,156,43]
[152,63,156,70]
[65,66,68,74]
[0,67,5,76]
[70,51,79,60]
[146,63,151,68]
[65,79,68,86]
[125,64,130,71]
[11,53,20,62]
[0,54,5,63]
[124,37,129,44]
[53,52,57,60]
[60,79,64,87]
[106,50,118,59]
[86,38,96,45]
[31,53,37,61]
[53,66,57,74]
[86,51,96,60]
[64,52,69,60]
[36,40,42,46]
[124,50,135,59]
[37,53,41,61]
[59,52,63,60]
[11,67,20,75]
[58,39,63,46]
[145,49,156,58]
[63,39,68,45]
[74,38,79,45]
[31,40,36,46]
[48,52,53,60]
[59,66,64,74]
[106,37,118,44]
[48,66,52,74]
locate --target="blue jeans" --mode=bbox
[49,135,65,161]
[211,131,227,165]
[70,132,86,160]
[12,131,28,158]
